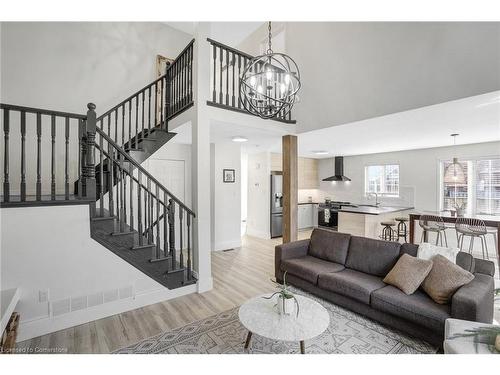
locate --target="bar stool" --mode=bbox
[419,215,448,246]
[394,217,408,243]
[380,221,397,241]
[455,218,489,259]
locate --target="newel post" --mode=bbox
[81,103,97,205]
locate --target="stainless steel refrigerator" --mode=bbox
[270,172,283,238]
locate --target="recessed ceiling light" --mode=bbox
[232,136,248,143]
[312,150,329,155]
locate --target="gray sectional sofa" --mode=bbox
[275,228,495,347]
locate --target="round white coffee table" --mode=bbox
[238,293,330,354]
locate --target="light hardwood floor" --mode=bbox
[16,229,500,353]
[17,231,312,354]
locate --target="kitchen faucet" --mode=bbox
[367,192,380,206]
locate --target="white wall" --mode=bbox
[317,141,500,211]
[0,22,192,113]
[212,143,242,250]
[246,152,271,239]
[0,204,196,341]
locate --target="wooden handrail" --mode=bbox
[207,38,253,59]
[95,127,195,217]
[0,103,86,120]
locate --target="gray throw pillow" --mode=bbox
[421,254,474,304]
[383,254,433,295]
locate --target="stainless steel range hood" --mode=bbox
[322,156,351,182]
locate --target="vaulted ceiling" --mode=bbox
[282,22,500,133]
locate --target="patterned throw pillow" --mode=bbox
[421,254,475,304]
[417,242,459,264]
[383,254,433,295]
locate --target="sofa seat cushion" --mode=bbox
[318,269,386,305]
[281,256,344,285]
[371,285,451,332]
[309,229,351,264]
[345,236,401,277]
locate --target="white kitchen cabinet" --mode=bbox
[298,204,314,229]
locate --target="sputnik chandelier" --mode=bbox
[239,22,301,120]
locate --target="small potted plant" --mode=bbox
[454,202,466,217]
[264,271,300,317]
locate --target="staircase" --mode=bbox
[0,39,196,290]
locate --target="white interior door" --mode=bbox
[147,159,185,201]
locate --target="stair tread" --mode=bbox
[90,214,194,289]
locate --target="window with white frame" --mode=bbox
[365,164,400,197]
[440,157,500,216]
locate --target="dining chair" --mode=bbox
[455,218,489,259]
[418,215,448,246]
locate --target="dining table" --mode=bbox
[408,212,500,261]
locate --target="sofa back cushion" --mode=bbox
[400,243,419,257]
[308,229,351,264]
[345,236,401,276]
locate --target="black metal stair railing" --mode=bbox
[93,126,195,281]
[0,103,97,206]
[96,39,195,150]
[206,38,296,124]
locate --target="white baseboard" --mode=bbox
[213,239,242,251]
[245,227,270,239]
[17,284,197,343]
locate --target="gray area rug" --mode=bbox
[115,287,437,354]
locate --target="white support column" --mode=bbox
[192,22,213,292]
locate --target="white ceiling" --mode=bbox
[164,22,263,47]
[297,91,500,158]
[172,91,500,158]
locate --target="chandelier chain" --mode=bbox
[267,21,272,54]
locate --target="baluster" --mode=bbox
[135,95,139,148]
[160,78,164,129]
[107,114,111,139]
[165,64,171,121]
[173,60,177,112]
[154,82,158,128]
[121,105,125,147]
[189,45,193,103]
[231,52,236,107]
[128,161,134,231]
[77,119,83,198]
[155,185,161,259]
[212,43,217,102]
[182,53,186,107]
[36,113,41,200]
[187,213,192,280]
[148,86,152,132]
[99,133,104,216]
[123,160,127,225]
[237,54,241,109]
[65,117,70,200]
[114,109,118,144]
[119,157,125,232]
[20,111,26,201]
[128,100,132,149]
[226,49,229,105]
[50,114,56,200]
[141,91,145,138]
[137,169,143,247]
[219,46,223,104]
[147,178,153,244]
[168,199,176,270]
[108,142,114,216]
[115,154,120,229]
[3,109,10,202]
[179,207,184,269]
[163,190,169,259]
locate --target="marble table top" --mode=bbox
[238,293,330,342]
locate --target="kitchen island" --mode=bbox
[337,205,414,239]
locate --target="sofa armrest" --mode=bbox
[473,258,495,277]
[451,273,494,324]
[275,239,310,282]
